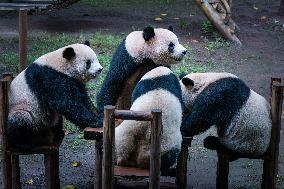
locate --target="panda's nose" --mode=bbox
[182,50,187,55]
[98,68,103,73]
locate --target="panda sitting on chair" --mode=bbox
[7,41,103,148]
[179,72,272,155]
[115,66,183,170]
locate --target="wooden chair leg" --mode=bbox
[261,159,277,189]
[44,151,60,189]
[3,152,12,189]
[216,155,229,189]
[176,144,189,189]
[12,155,21,189]
[95,140,103,189]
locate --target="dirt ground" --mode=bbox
[0,0,284,188]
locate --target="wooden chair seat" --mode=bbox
[8,141,61,155]
[114,166,149,177]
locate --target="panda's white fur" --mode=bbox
[180,72,271,155]
[115,66,182,168]
[8,43,102,146]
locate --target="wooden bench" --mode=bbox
[203,77,284,189]
[0,73,62,189]
[84,106,191,189]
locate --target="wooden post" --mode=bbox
[216,154,229,189]
[262,83,283,189]
[102,106,115,189]
[12,155,21,189]
[176,137,192,189]
[19,9,28,71]
[1,80,12,189]
[279,0,284,16]
[149,109,162,189]
[94,140,103,189]
[44,151,60,189]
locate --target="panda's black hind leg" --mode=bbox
[6,111,36,148]
[203,136,239,161]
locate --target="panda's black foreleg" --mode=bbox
[180,112,212,137]
[160,147,180,171]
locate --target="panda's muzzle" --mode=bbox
[89,68,103,79]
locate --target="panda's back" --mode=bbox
[132,66,182,149]
[221,90,271,155]
[9,70,40,114]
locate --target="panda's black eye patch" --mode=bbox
[86,60,92,70]
[168,42,175,53]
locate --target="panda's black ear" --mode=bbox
[84,40,90,46]
[182,77,194,87]
[63,47,76,61]
[168,26,174,32]
[179,72,187,80]
[143,26,155,41]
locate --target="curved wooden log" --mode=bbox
[195,0,242,45]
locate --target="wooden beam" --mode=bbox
[1,80,12,189]
[115,110,153,121]
[102,105,115,189]
[19,9,28,71]
[149,109,162,189]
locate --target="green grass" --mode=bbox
[206,37,231,52]
[201,20,215,34]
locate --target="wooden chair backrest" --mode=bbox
[102,105,162,189]
[0,73,13,151]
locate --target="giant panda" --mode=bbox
[179,72,271,155]
[115,66,183,170]
[7,42,103,147]
[96,26,187,127]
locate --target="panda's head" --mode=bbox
[36,41,103,82]
[125,26,187,65]
[180,72,239,110]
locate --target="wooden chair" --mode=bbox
[84,106,191,189]
[0,73,62,189]
[203,77,284,189]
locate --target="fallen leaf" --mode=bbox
[63,129,69,136]
[260,16,267,21]
[161,13,167,16]
[26,179,33,185]
[62,185,75,189]
[72,162,81,167]
[174,17,180,20]
[192,39,199,43]
[154,17,163,21]
[253,5,258,10]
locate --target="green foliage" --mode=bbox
[206,37,231,52]
[201,20,215,34]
